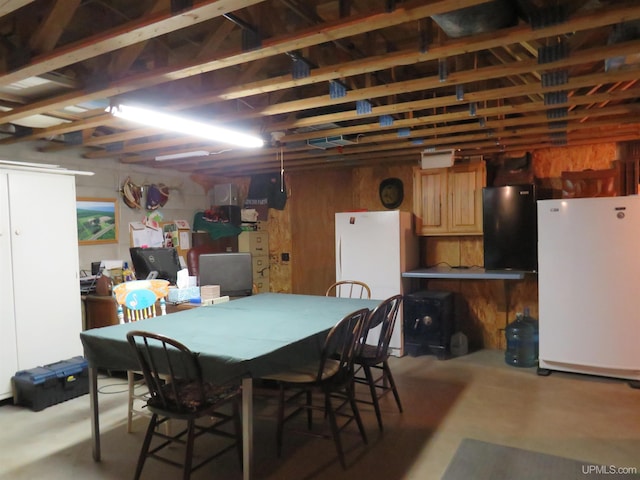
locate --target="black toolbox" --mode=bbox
[12,356,89,411]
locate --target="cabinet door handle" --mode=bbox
[14,229,20,235]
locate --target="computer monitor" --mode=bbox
[129,247,182,284]
[198,253,253,297]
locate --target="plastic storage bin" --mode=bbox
[12,356,89,411]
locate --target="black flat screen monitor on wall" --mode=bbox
[129,247,182,284]
[482,184,538,272]
[198,253,253,297]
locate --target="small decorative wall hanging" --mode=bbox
[121,177,142,209]
[120,178,171,211]
[146,183,170,210]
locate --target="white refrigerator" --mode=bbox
[335,210,419,356]
[537,196,640,383]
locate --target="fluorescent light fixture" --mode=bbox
[106,104,264,148]
[155,150,210,161]
[7,76,51,91]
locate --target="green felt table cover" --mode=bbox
[80,293,380,383]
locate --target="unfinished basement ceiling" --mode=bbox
[0,0,639,176]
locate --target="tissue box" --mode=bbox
[168,286,200,303]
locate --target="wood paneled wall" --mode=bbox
[289,168,353,295]
[262,143,620,349]
[282,163,415,296]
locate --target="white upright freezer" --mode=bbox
[335,210,419,356]
[537,196,640,383]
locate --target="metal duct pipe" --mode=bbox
[432,0,517,38]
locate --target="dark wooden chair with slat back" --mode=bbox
[261,308,371,469]
[126,331,242,480]
[353,294,404,431]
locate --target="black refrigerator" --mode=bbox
[482,184,538,271]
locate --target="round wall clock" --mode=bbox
[379,177,404,209]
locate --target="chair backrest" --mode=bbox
[113,279,170,323]
[326,280,371,299]
[316,308,370,384]
[362,294,403,360]
[126,330,206,414]
[186,245,212,278]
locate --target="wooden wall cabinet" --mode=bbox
[413,161,486,236]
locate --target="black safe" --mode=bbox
[403,290,454,359]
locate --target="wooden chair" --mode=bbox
[113,279,170,433]
[353,294,404,432]
[126,331,242,480]
[262,308,370,469]
[326,280,371,299]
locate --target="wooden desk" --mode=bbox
[165,301,200,314]
[82,295,118,330]
[80,293,381,480]
[403,267,531,329]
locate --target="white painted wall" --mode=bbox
[0,141,209,272]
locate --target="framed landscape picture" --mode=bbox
[76,197,118,245]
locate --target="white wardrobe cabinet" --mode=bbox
[1,168,83,400]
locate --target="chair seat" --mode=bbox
[356,344,390,364]
[264,359,340,383]
[149,380,241,413]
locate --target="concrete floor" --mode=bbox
[0,350,638,480]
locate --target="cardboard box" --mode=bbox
[200,285,221,301]
[12,357,89,412]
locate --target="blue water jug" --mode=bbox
[505,312,536,368]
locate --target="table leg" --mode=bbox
[89,366,101,461]
[242,377,253,480]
